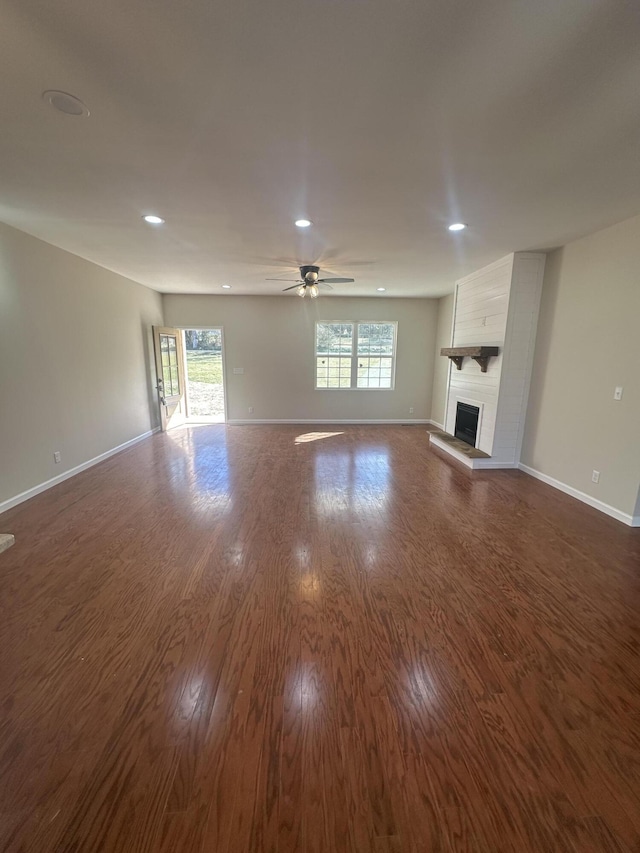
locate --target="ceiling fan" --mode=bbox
[266,265,354,298]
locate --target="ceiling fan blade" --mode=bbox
[314,248,376,268]
[282,284,302,292]
[317,277,355,284]
[266,277,302,282]
[323,260,375,267]
[318,282,334,290]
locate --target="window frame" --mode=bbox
[314,321,398,391]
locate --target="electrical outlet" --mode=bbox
[409,407,414,414]
[248,406,254,414]
[53,451,61,464]
[591,470,600,484]
[614,386,623,400]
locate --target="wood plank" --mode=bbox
[440,346,500,357]
[0,424,638,852]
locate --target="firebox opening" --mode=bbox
[455,402,480,447]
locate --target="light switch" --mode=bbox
[614,386,623,400]
[233,367,244,374]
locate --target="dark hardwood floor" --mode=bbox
[1,425,639,852]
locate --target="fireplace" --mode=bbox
[455,402,480,447]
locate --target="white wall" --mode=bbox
[163,295,438,422]
[522,213,640,521]
[445,255,514,454]
[491,254,545,464]
[0,222,163,509]
[430,294,454,428]
[443,253,545,465]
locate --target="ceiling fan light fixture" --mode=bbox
[295,219,312,228]
[276,263,355,295]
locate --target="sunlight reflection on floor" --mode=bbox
[294,431,344,444]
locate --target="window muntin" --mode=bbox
[315,322,396,390]
[160,333,181,396]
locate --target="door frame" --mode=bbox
[179,326,228,423]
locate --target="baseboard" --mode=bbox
[518,463,637,527]
[474,460,520,470]
[427,419,445,429]
[227,419,431,425]
[0,427,160,516]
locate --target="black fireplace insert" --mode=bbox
[455,402,480,447]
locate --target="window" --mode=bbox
[315,322,397,389]
[159,333,181,396]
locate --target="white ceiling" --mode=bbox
[1,0,639,297]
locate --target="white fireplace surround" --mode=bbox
[433,252,546,469]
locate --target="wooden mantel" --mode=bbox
[440,346,499,373]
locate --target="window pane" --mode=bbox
[317,355,350,388]
[357,324,371,354]
[357,323,394,357]
[357,355,392,388]
[158,334,182,396]
[316,323,354,356]
[317,342,345,388]
[171,366,180,395]
[160,335,173,393]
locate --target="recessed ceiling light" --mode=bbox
[222,284,231,289]
[142,215,165,225]
[295,219,312,228]
[448,223,467,231]
[42,90,89,117]
[377,287,386,292]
